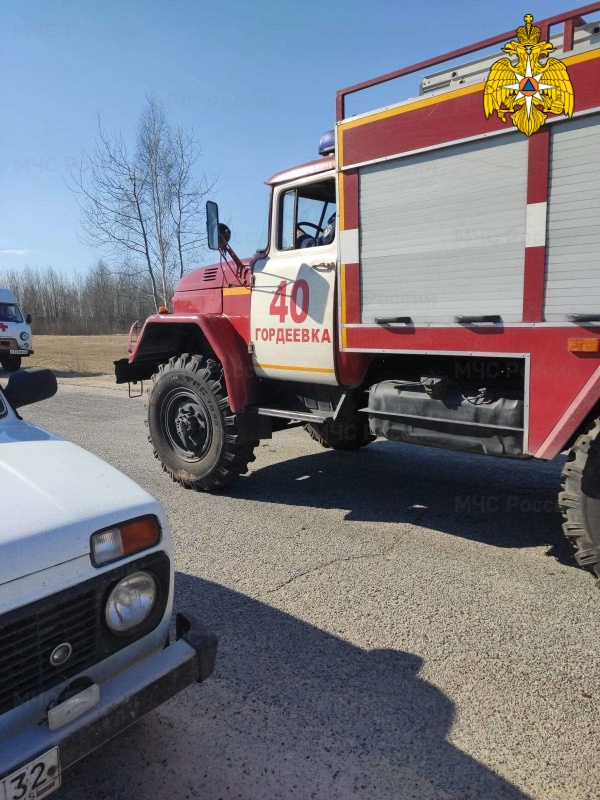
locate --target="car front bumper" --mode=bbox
[0,613,217,779]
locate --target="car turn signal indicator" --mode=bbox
[91,516,161,566]
[568,338,600,353]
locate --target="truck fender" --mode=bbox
[535,365,600,459]
[122,313,257,413]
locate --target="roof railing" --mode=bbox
[336,3,600,121]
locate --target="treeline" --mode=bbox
[0,262,157,335]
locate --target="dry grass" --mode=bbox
[29,335,129,378]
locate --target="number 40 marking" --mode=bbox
[269,280,310,324]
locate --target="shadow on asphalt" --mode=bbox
[0,364,106,380]
[62,578,533,799]
[233,438,575,569]
[39,369,105,378]
[176,576,531,799]
[0,367,104,380]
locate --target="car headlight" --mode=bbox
[20,332,29,341]
[91,515,161,566]
[105,571,158,633]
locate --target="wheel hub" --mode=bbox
[175,402,206,445]
[161,391,212,461]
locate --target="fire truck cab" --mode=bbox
[116,4,600,582]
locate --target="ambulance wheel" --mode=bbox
[0,356,21,372]
[559,417,600,581]
[304,416,375,451]
[148,353,258,492]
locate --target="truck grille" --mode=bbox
[0,590,98,715]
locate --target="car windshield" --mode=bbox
[0,303,23,323]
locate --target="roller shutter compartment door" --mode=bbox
[545,114,600,321]
[359,135,529,324]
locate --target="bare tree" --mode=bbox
[0,262,157,335]
[170,125,212,279]
[70,96,215,309]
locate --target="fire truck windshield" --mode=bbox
[279,179,336,250]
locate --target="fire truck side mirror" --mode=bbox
[206,201,220,251]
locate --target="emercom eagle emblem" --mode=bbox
[484,14,574,136]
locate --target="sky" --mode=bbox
[0,0,583,275]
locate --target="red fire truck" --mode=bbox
[116,4,600,580]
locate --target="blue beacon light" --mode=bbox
[318,130,335,157]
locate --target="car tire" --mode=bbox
[0,356,21,372]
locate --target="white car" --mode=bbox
[0,288,33,372]
[0,369,217,799]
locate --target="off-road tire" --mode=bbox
[148,353,258,492]
[304,416,375,451]
[0,356,21,372]
[559,418,600,580]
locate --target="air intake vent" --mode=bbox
[203,268,218,282]
[0,551,170,715]
[0,589,98,715]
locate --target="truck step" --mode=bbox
[249,406,332,424]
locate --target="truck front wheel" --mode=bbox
[304,416,375,451]
[559,418,600,580]
[148,354,258,492]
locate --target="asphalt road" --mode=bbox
[22,382,600,800]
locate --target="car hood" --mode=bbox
[0,420,163,586]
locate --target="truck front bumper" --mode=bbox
[0,613,217,779]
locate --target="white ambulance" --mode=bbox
[0,288,33,372]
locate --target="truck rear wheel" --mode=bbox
[0,356,21,372]
[559,418,600,580]
[304,416,375,451]
[147,353,258,492]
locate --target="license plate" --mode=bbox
[9,349,27,355]
[1,749,61,800]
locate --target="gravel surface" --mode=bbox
[22,382,600,800]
